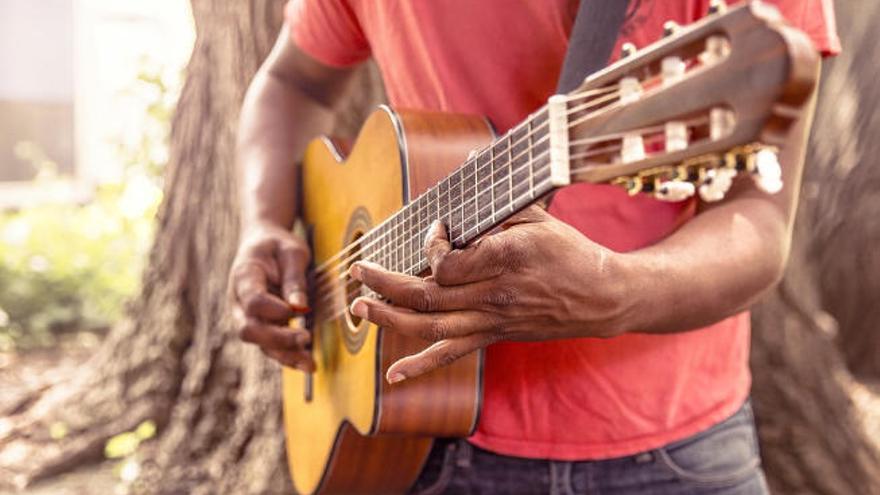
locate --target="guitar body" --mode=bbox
[283,106,494,495]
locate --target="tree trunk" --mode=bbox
[0,1,382,493]
[1,1,878,494]
[749,1,880,492]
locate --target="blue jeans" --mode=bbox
[410,400,769,494]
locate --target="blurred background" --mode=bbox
[0,1,878,494]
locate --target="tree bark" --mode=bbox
[0,1,382,493]
[1,1,878,494]
[749,2,880,492]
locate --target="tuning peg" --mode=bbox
[620,42,636,58]
[751,149,783,194]
[655,180,695,202]
[708,0,728,15]
[663,21,680,37]
[698,167,736,202]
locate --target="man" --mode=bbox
[230,1,839,493]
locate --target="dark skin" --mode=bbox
[231,27,820,383]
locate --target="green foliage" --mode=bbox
[0,58,177,351]
[0,182,161,350]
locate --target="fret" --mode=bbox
[472,149,490,232]
[377,222,388,268]
[527,117,535,200]
[394,214,403,273]
[460,159,477,247]
[446,168,462,245]
[399,213,407,274]
[437,179,449,234]
[491,135,511,219]
[405,207,414,274]
[531,110,552,187]
[510,122,532,211]
[412,196,422,273]
[366,224,376,266]
[507,130,514,206]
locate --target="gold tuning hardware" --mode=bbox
[708,0,728,15]
[607,144,781,201]
[620,42,637,58]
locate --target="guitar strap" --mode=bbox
[557,0,633,94]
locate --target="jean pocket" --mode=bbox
[411,441,461,495]
[655,405,761,486]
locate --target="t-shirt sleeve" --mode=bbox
[284,0,371,67]
[764,0,841,56]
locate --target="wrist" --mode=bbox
[589,249,642,338]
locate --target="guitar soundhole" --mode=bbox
[341,207,372,354]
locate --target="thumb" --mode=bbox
[278,242,311,312]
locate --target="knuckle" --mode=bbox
[279,241,310,262]
[409,284,438,312]
[370,305,394,329]
[432,347,458,368]
[238,322,258,343]
[483,287,518,308]
[243,295,263,316]
[425,317,450,341]
[433,257,456,284]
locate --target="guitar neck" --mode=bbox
[358,107,556,276]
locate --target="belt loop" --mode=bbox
[455,439,473,469]
[550,462,574,495]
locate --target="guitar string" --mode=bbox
[308,148,553,303]
[310,111,715,307]
[308,70,671,276]
[316,175,561,322]
[309,84,625,275]
[308,92,629,289]
[308,113,677,295]
[314,123,632,294]
[310,140,639,310]
[308,124,630,296]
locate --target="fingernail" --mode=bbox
[349,263,362,281]
[287,292,309,312]
[350,298,367,319]
[387,372,406,384]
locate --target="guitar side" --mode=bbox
[283,106,494,495]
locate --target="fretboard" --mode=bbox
[358,107,554,276]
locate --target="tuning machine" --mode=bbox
[698,167,736,202]
[750,148,783,194]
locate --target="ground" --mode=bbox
[2,334,879,494]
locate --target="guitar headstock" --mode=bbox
[553,0,820,203]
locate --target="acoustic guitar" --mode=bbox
[282,3,819,493]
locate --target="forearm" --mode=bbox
[236,70,335,232]
[610,84,817,335]
[236,29,356,234]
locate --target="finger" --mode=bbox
[385,333,495,383]
[277,240,311,312]
[424,221,452,277]
[349,262,490,312]
[265,348,317,372]
[350,296,499,342]
[239,318,311,350]
[233,262,296,321]
[431,233,523,285]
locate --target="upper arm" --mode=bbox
[259,27,359,111]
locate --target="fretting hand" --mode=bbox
[348,206,630,384]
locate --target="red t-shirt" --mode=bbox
[286,0,839,460]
